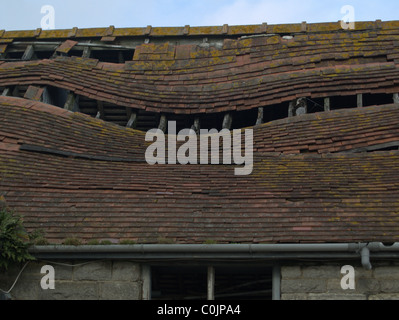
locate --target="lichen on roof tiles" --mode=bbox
[0,21,398,244]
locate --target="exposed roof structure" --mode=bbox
[0,21,399,244]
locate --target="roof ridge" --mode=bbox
[1,20,397,40]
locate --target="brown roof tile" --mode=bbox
[0,97,398,244]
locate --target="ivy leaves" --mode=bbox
[0,208,34,270]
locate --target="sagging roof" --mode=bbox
[0,21,399,245]
[0,20,398,117]
[0,96,399,244]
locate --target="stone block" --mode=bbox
[374,266,399,279]
[281,266,301,279]
[73,261,112,281]
[368,294,399,300]
[379,279,399,293]
[308,293,367,300]
[112,262,140,281]
[281,278,326,293]
[38,281,99,300]
[281,293,309,300]
[100,282,141,300]
[301,265,340,279]
[9,280,41,300]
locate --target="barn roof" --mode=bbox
[0,21,399,244]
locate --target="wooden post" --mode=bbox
[12,86,20,97]
[96,101,105,119]
[126,112,138,129]
[191,117,200,134]
[393,93,399,104]
[357,94,363,108]
[22,45,35,61]
[82,46,91,58]
[324,97,330,111]
[158,114,167,133]
[142,265,152,300]
[222,113,233,130]
[64,92,80,112]
[41,87,53,105]
[272,265,281,301]
[207,266,215,301]
[1,87,11,96]
[118,51,124,63]
[256,107,264,125]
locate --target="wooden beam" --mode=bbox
[22,45,35,61]
[222,113,233,130]
[158,114,167,133]
[64,92,80,112]
[96,101,105,119]
[207,266,215,301]
[272,265,281,301]
[118,51,124,63]
[126,112,138,129]
[357,94,363,108]
[288,100,295,117]
[324,97,330,111]
[1,87,11,96]
[12,86,20,97]
[191,117,200,134]
[82,46,91,58]
[142,265,151,300]
[256,107,264,125]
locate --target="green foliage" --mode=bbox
[63,237,82,246]
[87,239,100,245]
[29,229,49,246]
[0,208,34,270]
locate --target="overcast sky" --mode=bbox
[0,0,398,31]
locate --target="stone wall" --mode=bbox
[3,260,399,300]
[0,260,143,300]
[281,262,399,300]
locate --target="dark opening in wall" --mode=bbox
[363,93,394,107]
[45,86,70,108]
[6,51,24,60]
[263,102,289,123]
[162,113,197,133]
[231,108,258,129]
[78,95,98,117]
[214,266,272,300]
[68,50,84,58]
[35,51,55,59]
[151,265,273,300]
[102,103,129,126]
[90,50,135,63]
[199,112,225,131]
[135,110,161,132]
[11,85,29,98]
[151,266,207,300]
[330,95,357,110]
[306,98,325,114]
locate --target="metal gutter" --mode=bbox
[29,243,399,267]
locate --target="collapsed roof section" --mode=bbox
[0,20,399,130]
